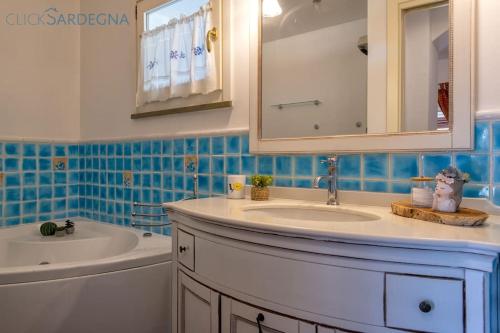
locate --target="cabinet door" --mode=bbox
[178,272,219,333]
[221,296,300,333]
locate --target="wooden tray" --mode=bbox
[391,201,488,227]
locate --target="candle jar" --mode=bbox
[411,177,435,207]
[227,175,246,199]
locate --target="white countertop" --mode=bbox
[165,197,500,254]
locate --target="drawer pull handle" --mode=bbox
[419,300,433,313]
[256,313,265,333]
[179,246,188,253]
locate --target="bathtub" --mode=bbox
[0,220,172,333]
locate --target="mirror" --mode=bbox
[261,0,368,139]
[257,0,453,140]
[401,2,450,132]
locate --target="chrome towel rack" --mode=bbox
[130,174,199,228]
[133,202,165,208]
[131,202,170,228]
[271,99,321,110]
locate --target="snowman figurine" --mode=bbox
[432,167,469,213]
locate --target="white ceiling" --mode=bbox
[263,0,367,42]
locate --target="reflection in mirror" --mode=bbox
[402,2,450,132]
[252,0,472,153]
[260,0,368,139]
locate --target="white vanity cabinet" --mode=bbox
[177,272,219,333]
[221,297,312,333]
[177,229,195,271]
[385,274,464,332]
[169,208,499,333]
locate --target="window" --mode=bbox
[145,0,208,31]
[135,0,230,117]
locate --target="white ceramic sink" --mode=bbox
[242,205,380,222]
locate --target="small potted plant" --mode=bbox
[251,175,273,201]
[65,220,75,234]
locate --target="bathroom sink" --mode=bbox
[242,205,380,222]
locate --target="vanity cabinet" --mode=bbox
[177,230,195,271]
[318,327,347,333]
[177,272,219,333]
[179,278,337,333]
[178,272,355,333]
[221,297,306,333]
[385,274,464,332]
[170,212,498,333]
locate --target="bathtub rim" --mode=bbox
[0,219,172,285]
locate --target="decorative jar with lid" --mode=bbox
[411,177,435,208]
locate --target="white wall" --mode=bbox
[0,0,80,141]
[1,0,500,141]
[477,0,500,115]
[366,0,387,134]
[80,0,249,141]
[261,19,367,139]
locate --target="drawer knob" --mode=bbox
[179,246,188,253]
[256,313,265,333]
[419,300,433,313]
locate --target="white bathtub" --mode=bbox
[0,220,172,333]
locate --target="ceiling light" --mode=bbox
[263,0,282,18]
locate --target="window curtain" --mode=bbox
[136,3,218,107]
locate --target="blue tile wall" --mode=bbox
[258,156,273,174]
[422,154,452,177]
[294,156,313,177]
[364,181,388,193]
[74,120,495,230]
[338,154,361,178]
[391,154,419,180]
[275,156,292,176]
[0,143,80,227]
[364,154,388,179]
[0,120,498,231]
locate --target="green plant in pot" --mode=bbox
[251,175,273,201]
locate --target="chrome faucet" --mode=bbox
[192,173,199,199]
[182,173,199,201]
[313,156,339,205]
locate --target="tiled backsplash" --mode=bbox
[0,120,497,231]
[0,143,80,226]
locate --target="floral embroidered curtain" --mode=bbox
[136,3,218,107]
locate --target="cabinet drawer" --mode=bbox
[386,274,464,333]
[196,237,385,326]
[318,328,349,333]
[178,229,195,270]
[223,297,300,333]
